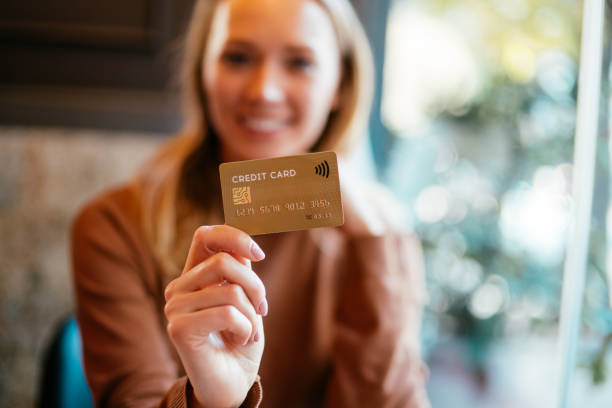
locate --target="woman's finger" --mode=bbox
[166,252,268,316]
[183,225,265,272]
[164,283,260,341]
[168,305,254,346]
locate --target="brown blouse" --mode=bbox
[71,183,430,407]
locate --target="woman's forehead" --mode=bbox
[213,0,336,50]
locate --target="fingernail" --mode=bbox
[258,299,268,316]
[250,241,265,261]
[253,330,260,342]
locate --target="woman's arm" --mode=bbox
[72,197,190,407]
[325,232,430,407]
[72,195,264,407]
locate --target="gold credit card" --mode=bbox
[219,151,343,235]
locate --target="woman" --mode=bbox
[72,0,430,407]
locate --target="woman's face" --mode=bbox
[203,0,342,161]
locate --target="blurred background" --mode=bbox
[1,0,612,407]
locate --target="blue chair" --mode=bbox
[39,315,94,408]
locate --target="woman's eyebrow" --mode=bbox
[284,45,315,55]
[224,39,254,49]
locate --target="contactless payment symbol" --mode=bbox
[314,160,330,178]
[232,186,251,205]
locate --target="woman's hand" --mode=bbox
[163,225,268,408]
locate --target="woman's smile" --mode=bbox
[203,0,342,161]
[236,115,292,137]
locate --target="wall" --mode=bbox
[0,126,162,406]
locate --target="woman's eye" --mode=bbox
[222,52,250,66]
[289,57,313,71]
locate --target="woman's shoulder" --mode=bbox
[72,182,144,240]
[305,167,417,258]
[339,166,410,238]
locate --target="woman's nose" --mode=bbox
[245,62,285,104]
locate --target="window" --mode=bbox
[377,0,612,406]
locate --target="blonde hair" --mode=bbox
[136,0,374,277]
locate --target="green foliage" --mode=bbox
[382,0,612,382]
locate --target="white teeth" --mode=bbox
[243,118,286,132]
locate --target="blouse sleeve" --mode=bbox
[71,197,262,408]
[324,232,431,408]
